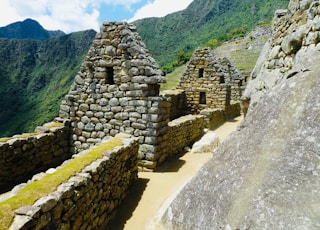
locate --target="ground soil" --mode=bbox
[106,115,243,230]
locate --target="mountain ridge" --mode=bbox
[0,18,65,40]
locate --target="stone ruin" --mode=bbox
[158,0,320,229]
[59,22,172,168]
[0,20,246,230]
[242,0,320,112]
[59,22,243,169]
[177,47,243,116]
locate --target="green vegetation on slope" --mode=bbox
[134,0,289,67]
[214,26,271,76]
[161,65,187,91]
[0,30,96,137]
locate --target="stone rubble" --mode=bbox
[243,0,319,110]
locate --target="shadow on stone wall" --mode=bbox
[105,178,149,230]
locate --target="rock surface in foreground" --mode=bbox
[159,66,320,229]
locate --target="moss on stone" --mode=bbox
[43,121,64,129]
[0,138,10,142]
[0,135,125,229]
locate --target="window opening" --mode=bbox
[199,68,204,78]
[105,67,114,84]
[219,75,225,84]
[199,92,206,104]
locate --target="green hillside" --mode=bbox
[161,26,272,91]
[0,30,96,137]
[213,26,271,77]
[134,0,289,68]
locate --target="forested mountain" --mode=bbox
[0,0,290,137]
[0,18,65,40]
[0,30,96,137]
[134,0,289,67]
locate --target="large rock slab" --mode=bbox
[158,67,320,229]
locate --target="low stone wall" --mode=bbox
[4,133,138,230]
[200,109,225,129]
[225,101,241,120]
[0,119,72,192]
[167,115,205,156]
[161,89,188,120]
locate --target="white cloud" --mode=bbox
[0,0,193,33]
[129,0,193,22]
[0,0,142,33]
[1,0,102,33]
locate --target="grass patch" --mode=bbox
[0,135,125,229]
[0,122,63,143]
[43,121,64,129]
[160,65,186,91]
[0,138,10,143]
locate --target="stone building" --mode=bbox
[58,22,240,170]
[59,22,170,166]
[177,47,244,114]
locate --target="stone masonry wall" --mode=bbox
[161,89,188,120]
[59,22,169,169]
[243,0,319,110]
[224,101,241,120]
[167,115,205,156]
[177,47,244,115]
[6,134,139,230]
[0,119,72,192]
[200,109,225,130]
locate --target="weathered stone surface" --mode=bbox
[34,195,58,212]
[177,47,243,120]
[190,131,219,154]
[243,0,318,111]
[9,215,36,230]
[159,63,320,230]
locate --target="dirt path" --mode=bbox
[107,115,243,230]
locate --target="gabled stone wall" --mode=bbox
[59,22,170,166]
[177,47,243,115]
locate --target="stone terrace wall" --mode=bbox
[161,89,188,120]
[0,119,72,192]
[200,109,225,130]
[6,134,139,230]
[224,101,241,120]
[167,115,204,157]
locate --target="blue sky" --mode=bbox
[0,0,193,33]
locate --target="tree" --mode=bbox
[206,39,220,49]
